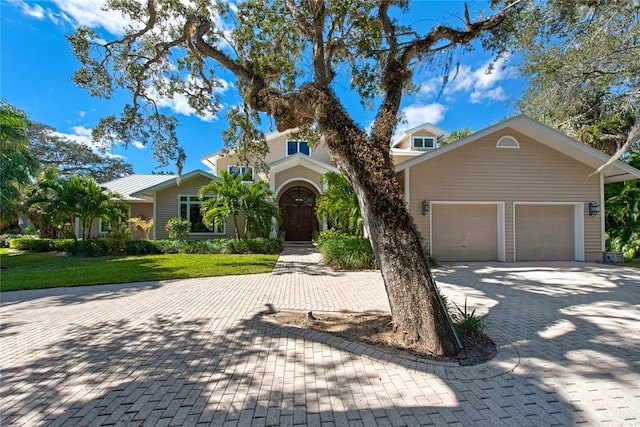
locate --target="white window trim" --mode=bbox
[228,165,254,181]
[286,139,311,156]
[496,135,520,149]
[178,194,226,235]
[412,136,436,150]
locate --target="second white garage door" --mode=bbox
[515,204,575,261]
[431,204,498,262]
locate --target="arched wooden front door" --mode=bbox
[279,186,317,241]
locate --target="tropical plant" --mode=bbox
[199,171,278,239]
[451,298,488,338]
[316,172,363,236]
[31,176,127,240]
[165,217,191,241]
[0,102,38,229]
[128,216,154,240]
[605,154,640,259]
[242,180,279,238]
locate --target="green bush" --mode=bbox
[10,237,54,252]
[124,238,283,255]
[165,217,191,240]
[125,239,163,255]
[317,235,377,270]
[76,239,109,257]
[52,239,78,253]
[0,234,14,248]
[104,230,130,253]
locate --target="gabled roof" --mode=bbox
[130,169,215,197]
[101,174,177,202]
[101,170,216,201]
[269,153,338,175]
[391,123,450,148]
[200,128,304,171]
[396,115,640,184]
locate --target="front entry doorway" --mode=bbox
[279,186,318,241]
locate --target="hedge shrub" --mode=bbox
[317,234,378,270]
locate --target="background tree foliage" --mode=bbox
[0,102,38,229]
[28,123,134,182]
[512,0,639,156]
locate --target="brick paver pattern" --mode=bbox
[1,246,639,426]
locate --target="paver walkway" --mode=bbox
[1,246,639,426]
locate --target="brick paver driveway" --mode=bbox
[1,247,639,426]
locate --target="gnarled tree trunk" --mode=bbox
[316,91,461,356]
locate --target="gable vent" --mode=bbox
[496,135,520,149]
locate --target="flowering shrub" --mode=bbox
[165,217,191,240]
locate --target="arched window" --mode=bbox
[496,135,520,149]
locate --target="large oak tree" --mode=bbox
[69,0,526,356]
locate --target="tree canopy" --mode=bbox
[0,102,38,228]
[28,123,134,182]
[513,0,639,157]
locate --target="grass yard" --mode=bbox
[0,250,278,292]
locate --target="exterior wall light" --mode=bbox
[588,201,600,216]
[421,200,429,215]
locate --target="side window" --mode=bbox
[286,140,310,155]
[228,165,254,181]
[179,195,225,234]
[413,136,435,150]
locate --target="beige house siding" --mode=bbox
[154,175,217,240]
[274,166,323,193]
[409,128,601,262]
[214,134,333,174]
[128,203,154,238]
[395,129,440,150]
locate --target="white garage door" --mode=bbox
[515,205,574,261]
[432,204,498,262]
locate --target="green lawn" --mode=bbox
[0,250,278,292]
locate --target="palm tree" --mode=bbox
[316,172,363,236]
[0,102,38,230]
[33,176,126,240]
[199,171,278,239]
[243,180,279,238]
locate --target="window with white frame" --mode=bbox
[412,136,436,150]
[286,140,310,156]
[99,218,112,234]
[228,165,254,181]
[179,195,225,234]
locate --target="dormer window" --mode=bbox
[496,135,520,149]
[413,136,436,150]
[228,165,254,181]
[287,140,310,156]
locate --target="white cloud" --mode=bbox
[131,141,146,150]
[394,103,447,139]
[53,0,134,35]
[470,87,507,104]
[17,1,45,19]
[49,126,124,159]
[416,56,515,105]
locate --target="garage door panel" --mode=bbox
[516,205,574,261]
[432,204,498,262]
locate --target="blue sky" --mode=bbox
[1,0,526,177]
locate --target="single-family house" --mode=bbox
[96,115,640,262]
